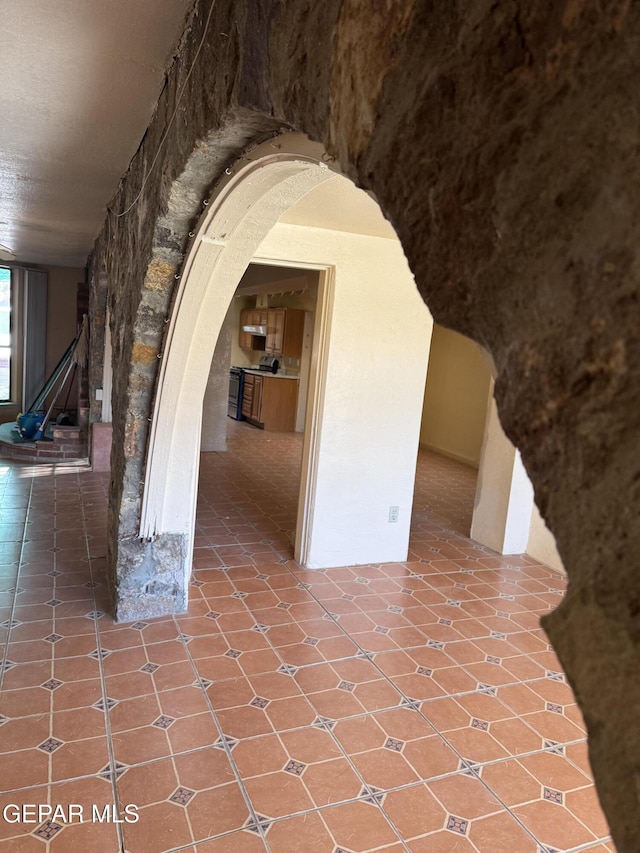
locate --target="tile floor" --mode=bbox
[0,420,614,852]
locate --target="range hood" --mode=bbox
[242,324,267,335]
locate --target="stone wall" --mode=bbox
[88,0,640,846]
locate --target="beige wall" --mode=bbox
[45,266,83,375]
[257,221,433,568]
[420,324,492,467]
[471,381,566,571]
[527,502,565,572]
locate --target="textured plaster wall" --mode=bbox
[528,502,564,573]
[420,324,492,466]
[87,1,640,846]
[200,304,233,452]
[257,221,432,568]
[45,266,83,377]
[472,395,534,554]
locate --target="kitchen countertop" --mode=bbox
[243,369,299,380]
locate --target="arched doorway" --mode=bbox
[139,134,433,615]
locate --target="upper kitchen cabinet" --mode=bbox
[239,307,268,351]
[239,308,252,350]
[265,308,305,357]
[239,306,305,355]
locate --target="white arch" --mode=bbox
[138,131,553,614]
[139,133,436,603]
[140,137,335,547]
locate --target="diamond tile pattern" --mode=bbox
[34,820,63,840]
[447,814,469,834]
[152,715,176,729]
[544,787,564,804]
[43,633,63,643]
[225,648,242,658]
[38,737,64,753]
[169,786,196,805]
[0,425,611,852]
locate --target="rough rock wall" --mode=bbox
[89,0,640,846]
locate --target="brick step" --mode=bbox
[0,422,88,463]
[51,425,82,442]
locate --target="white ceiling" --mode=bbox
[1,0,193,268]
[0,5,397,271]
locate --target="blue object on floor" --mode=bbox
[17,411,45,440]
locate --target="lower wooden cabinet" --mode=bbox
[241,373,298,431]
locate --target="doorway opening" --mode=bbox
[189,159,432,575]
[139,131,560,621]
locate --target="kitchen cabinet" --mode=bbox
[266,308,285,355]
[265,308,305,357]
[239,308,268,351]
[239,309,252,350]
[239,306,305,355]
[241,372,259,420]
[241,372,299,431]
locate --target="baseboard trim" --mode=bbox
[418,442,479,469]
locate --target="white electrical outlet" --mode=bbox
[95,388,103,401]
[389,506,399,523]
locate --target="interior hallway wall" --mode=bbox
[527,502,564,572]
[420,324,492,467]
[46,266,83,376]
[257,220,433,568]
[201,305,233,452]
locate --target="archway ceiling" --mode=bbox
[0,0,193,267]
[280,175,397,240]
[240,174,399,291]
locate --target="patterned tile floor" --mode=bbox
[0,420,614,852]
